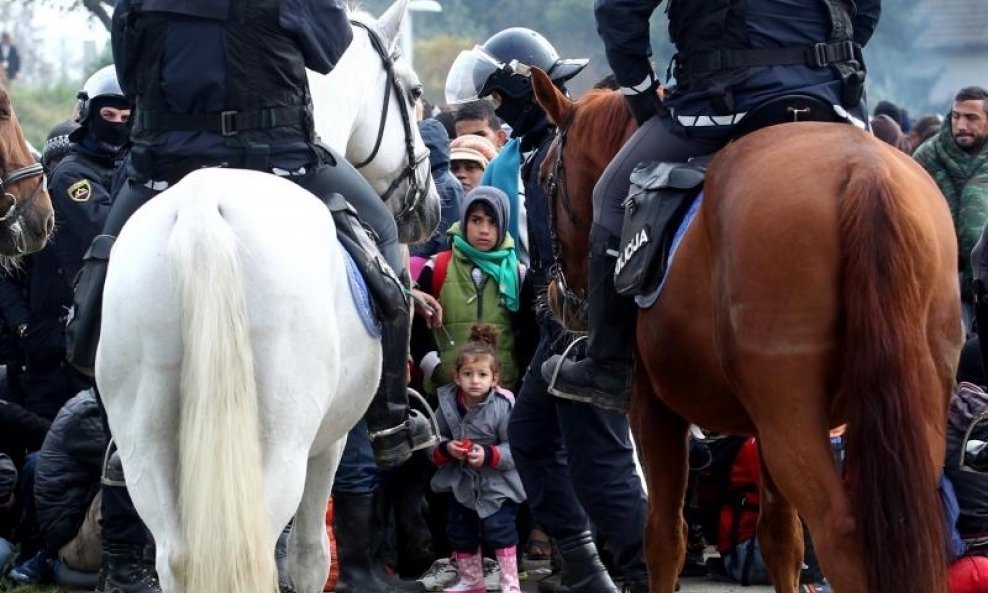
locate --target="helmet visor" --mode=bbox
[445,46,505,104]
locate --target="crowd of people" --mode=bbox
[0,1,986,593]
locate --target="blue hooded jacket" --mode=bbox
[411,119,463,258]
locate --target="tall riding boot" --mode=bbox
[542,225,636,413]
[65,235,115,376]
[554,531,618,593]
[366,312,438,469]
[333,491,425,593]
[97,452,160,593]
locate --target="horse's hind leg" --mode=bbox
[288,440,345,593]
[105,375,186,593]
[753,414,866,593]
[756,458,803,593]
[630,366,690,593]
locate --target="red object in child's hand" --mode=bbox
[459,439,473,451]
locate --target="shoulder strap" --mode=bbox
[433,250,453,293]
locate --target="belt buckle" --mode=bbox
[220,110,238,137]
[809,43,828,68]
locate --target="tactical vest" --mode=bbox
[667,0,865,113]
[117,0,314,150]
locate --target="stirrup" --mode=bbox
[544,336,589,403]
[407,388,440,452]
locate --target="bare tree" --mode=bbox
[78,0,112,31]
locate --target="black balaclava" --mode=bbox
[495,92,547,138]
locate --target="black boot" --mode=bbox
[97,451,159,593]
[542,225,636,413]
[555,531,619,593]
[333,492,425,593]
[96,543,160,593]
[366,313,438,469]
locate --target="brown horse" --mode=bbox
[530,67,962,593]
[0,85,52,257]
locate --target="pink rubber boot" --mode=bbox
[495,546,521,593]
[444,550,485,593]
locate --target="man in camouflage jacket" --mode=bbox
[915,86,988,304]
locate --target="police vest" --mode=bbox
[667,0,865,111]
[117,0,314,149]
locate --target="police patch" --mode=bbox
[68,180,92,202]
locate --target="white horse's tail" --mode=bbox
[169,199,276,593]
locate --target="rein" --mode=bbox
[543,113,590,327]
[348,20,426,224]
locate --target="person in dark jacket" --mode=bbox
[410,119,462,259]
[34,390,107,576]
[446,28,648,593]
[49,65,131,283]
[542,0,882,413]
[69,0,435,472]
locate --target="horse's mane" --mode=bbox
[570,89,635,161]
[346,1,374,23]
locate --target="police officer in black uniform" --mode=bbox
[69,0,435,470]
[447,29,649,593]
[49,66,130,282]
[46,66,157,593]
[542,0,882,413]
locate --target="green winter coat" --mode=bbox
[914,118,988,299]
[426,231,522,392]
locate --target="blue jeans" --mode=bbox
[447,501,518,552]
[332,420,379,495]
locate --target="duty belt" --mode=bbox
[680,40,860,75]
[136,105,308,137]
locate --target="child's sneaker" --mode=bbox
[8,549,52,585]
[418,557,459,591]
[0,537,15,577]
[801,579,833,593]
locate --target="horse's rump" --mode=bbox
[97,169,380,593]
[693,122,959,593]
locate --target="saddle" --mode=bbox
[323,192,408,322]
[614,94,848,297]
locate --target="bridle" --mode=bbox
[0,160,44,223]
[349,20,429,225]
[542,113,590,326]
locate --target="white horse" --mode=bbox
[310,0,439,242]
[95,2,439,593]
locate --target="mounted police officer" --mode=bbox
[447,29,650,593]
[542,0,882,414]
[66,0,436,472]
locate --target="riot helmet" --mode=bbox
[445,28,587,137]
[445,28,588,104]
[69,65,132,154]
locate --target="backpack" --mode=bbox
[717,438,771,585]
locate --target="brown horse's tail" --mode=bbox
[839,157,948,593]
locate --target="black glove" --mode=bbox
[624,85,664,126]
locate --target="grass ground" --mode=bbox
[3,587,78,593]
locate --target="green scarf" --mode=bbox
[450,228,520,312]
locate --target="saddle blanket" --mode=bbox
[342,246,382,339]
[636,192,704,309]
